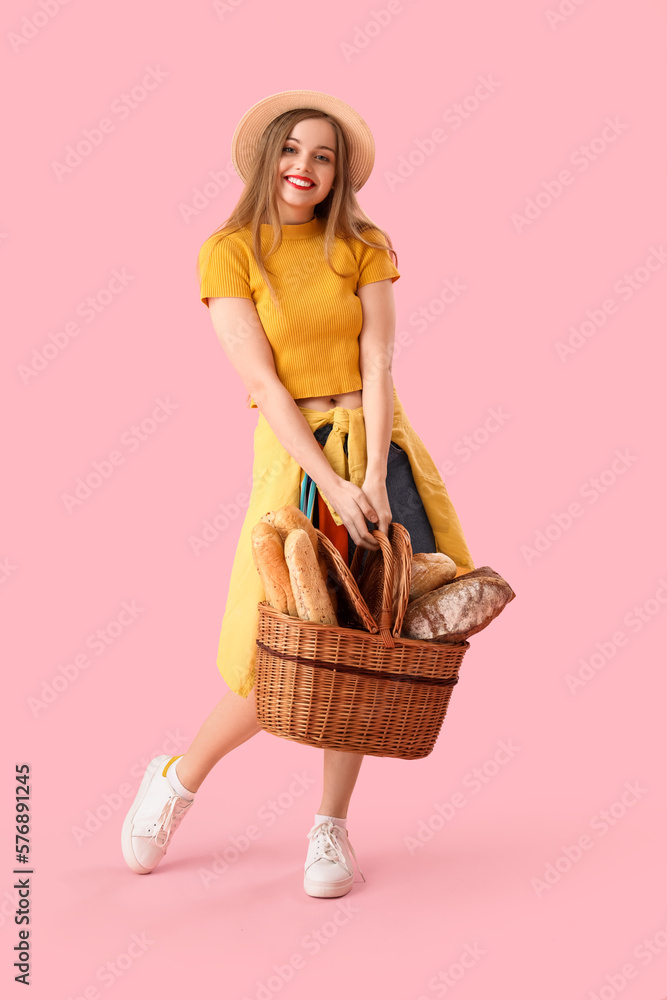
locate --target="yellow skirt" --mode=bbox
[216,387,476,698]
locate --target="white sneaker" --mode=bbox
[121,755,194,874]
[304,819,366,898]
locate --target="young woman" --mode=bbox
[121,90,475,899]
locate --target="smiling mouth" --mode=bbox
[285,176,315,189]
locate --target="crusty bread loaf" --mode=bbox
[401,567,515,641]
[409,552,458,601]
[388,551,458,622]
[284,528,338,625]
[261,505,319,555]
[251,522,298,617]
[454,566,503,583]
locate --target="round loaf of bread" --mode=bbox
[409,552,458,601]
[401,568,515,641]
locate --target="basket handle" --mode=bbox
[300,469,407,647]
[350,529,396,647]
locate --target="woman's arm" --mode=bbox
[357,278,397,535]
[207,296,381,550]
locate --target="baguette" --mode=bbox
[250,522,298,617]
[261,505,319,555]
[261,504,338,612]
[284,528,338,625]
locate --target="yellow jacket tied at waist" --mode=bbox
[216,386,475,698]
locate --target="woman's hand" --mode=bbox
[323,476,384,551]
[359,470,392,536]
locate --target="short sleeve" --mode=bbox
[198,235,253,307]
[356,229,400,288]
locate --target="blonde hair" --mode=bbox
[196,107,398,407]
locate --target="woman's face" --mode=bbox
[274,117,337,220]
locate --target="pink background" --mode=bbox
[2,0,666,997]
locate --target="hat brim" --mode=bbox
[231,89,375,193]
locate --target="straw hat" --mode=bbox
[231,89,376,193]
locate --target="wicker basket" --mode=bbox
[254,521,470,760]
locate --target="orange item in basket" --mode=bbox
[314,438,349,566]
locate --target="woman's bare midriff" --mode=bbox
[293,389,363,411]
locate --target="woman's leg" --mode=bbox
[317,749,365,819]
[122,687,262,874]
[175,685,263,793]
[177,695,366,814]
[305,750,366,897]
[310,424,366,820]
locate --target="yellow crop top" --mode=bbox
[197,216,400,408]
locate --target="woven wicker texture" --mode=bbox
[255,522,470,759]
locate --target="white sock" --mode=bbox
[314,812,347,830]
[166,757,195,800]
